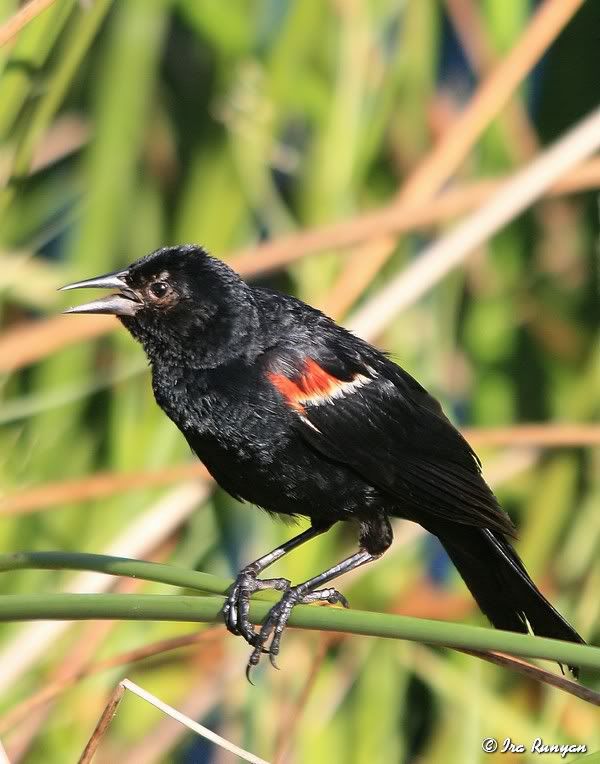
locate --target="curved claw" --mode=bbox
[245,662,256,685]
[301,587,349,609]
[223,584,257,645]
[223,569,291,649]
[240,583,349,679]
[245,597,287,677]
[244,585,350,676]
[329,592,349,608]
[246,641,264,679]
[223,570,259,646]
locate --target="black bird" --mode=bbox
[61,244,584,676]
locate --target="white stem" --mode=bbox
[120,679,271,764]
[349,105,600,340]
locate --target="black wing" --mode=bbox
[265,342,515,537]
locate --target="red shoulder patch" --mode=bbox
[267,372,306,412]
[268,358,371,412]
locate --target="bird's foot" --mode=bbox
[223,567,291,647]
[246,586,349,678]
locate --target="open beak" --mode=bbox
[59,269,142,316]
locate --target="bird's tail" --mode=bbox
[428,520,584,677]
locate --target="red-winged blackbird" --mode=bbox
[62,244,584,676]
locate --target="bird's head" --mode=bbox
[60,244,259,368]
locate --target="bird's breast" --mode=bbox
[149,361,373,520]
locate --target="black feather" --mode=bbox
[65,245,585,676]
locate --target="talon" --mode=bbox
[223,568,290,648]
[248,643,263,673]
[245,662,256,685]
[329,592,349,607]
[234,581,351,676]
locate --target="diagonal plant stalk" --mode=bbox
[0,552,599,675]
[349,104,600,338]
[0,0,64,48]
[0,551,231,595]
[0,551,278,604]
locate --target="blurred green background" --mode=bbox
[0,0,598,762]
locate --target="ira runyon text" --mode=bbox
[482,737,587,757]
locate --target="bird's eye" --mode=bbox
[148,281,169,299]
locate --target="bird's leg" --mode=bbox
[247,515,393,674]
[247,549,375,674]
[223,521,334,647]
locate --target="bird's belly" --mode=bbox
[189,434,368,521]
